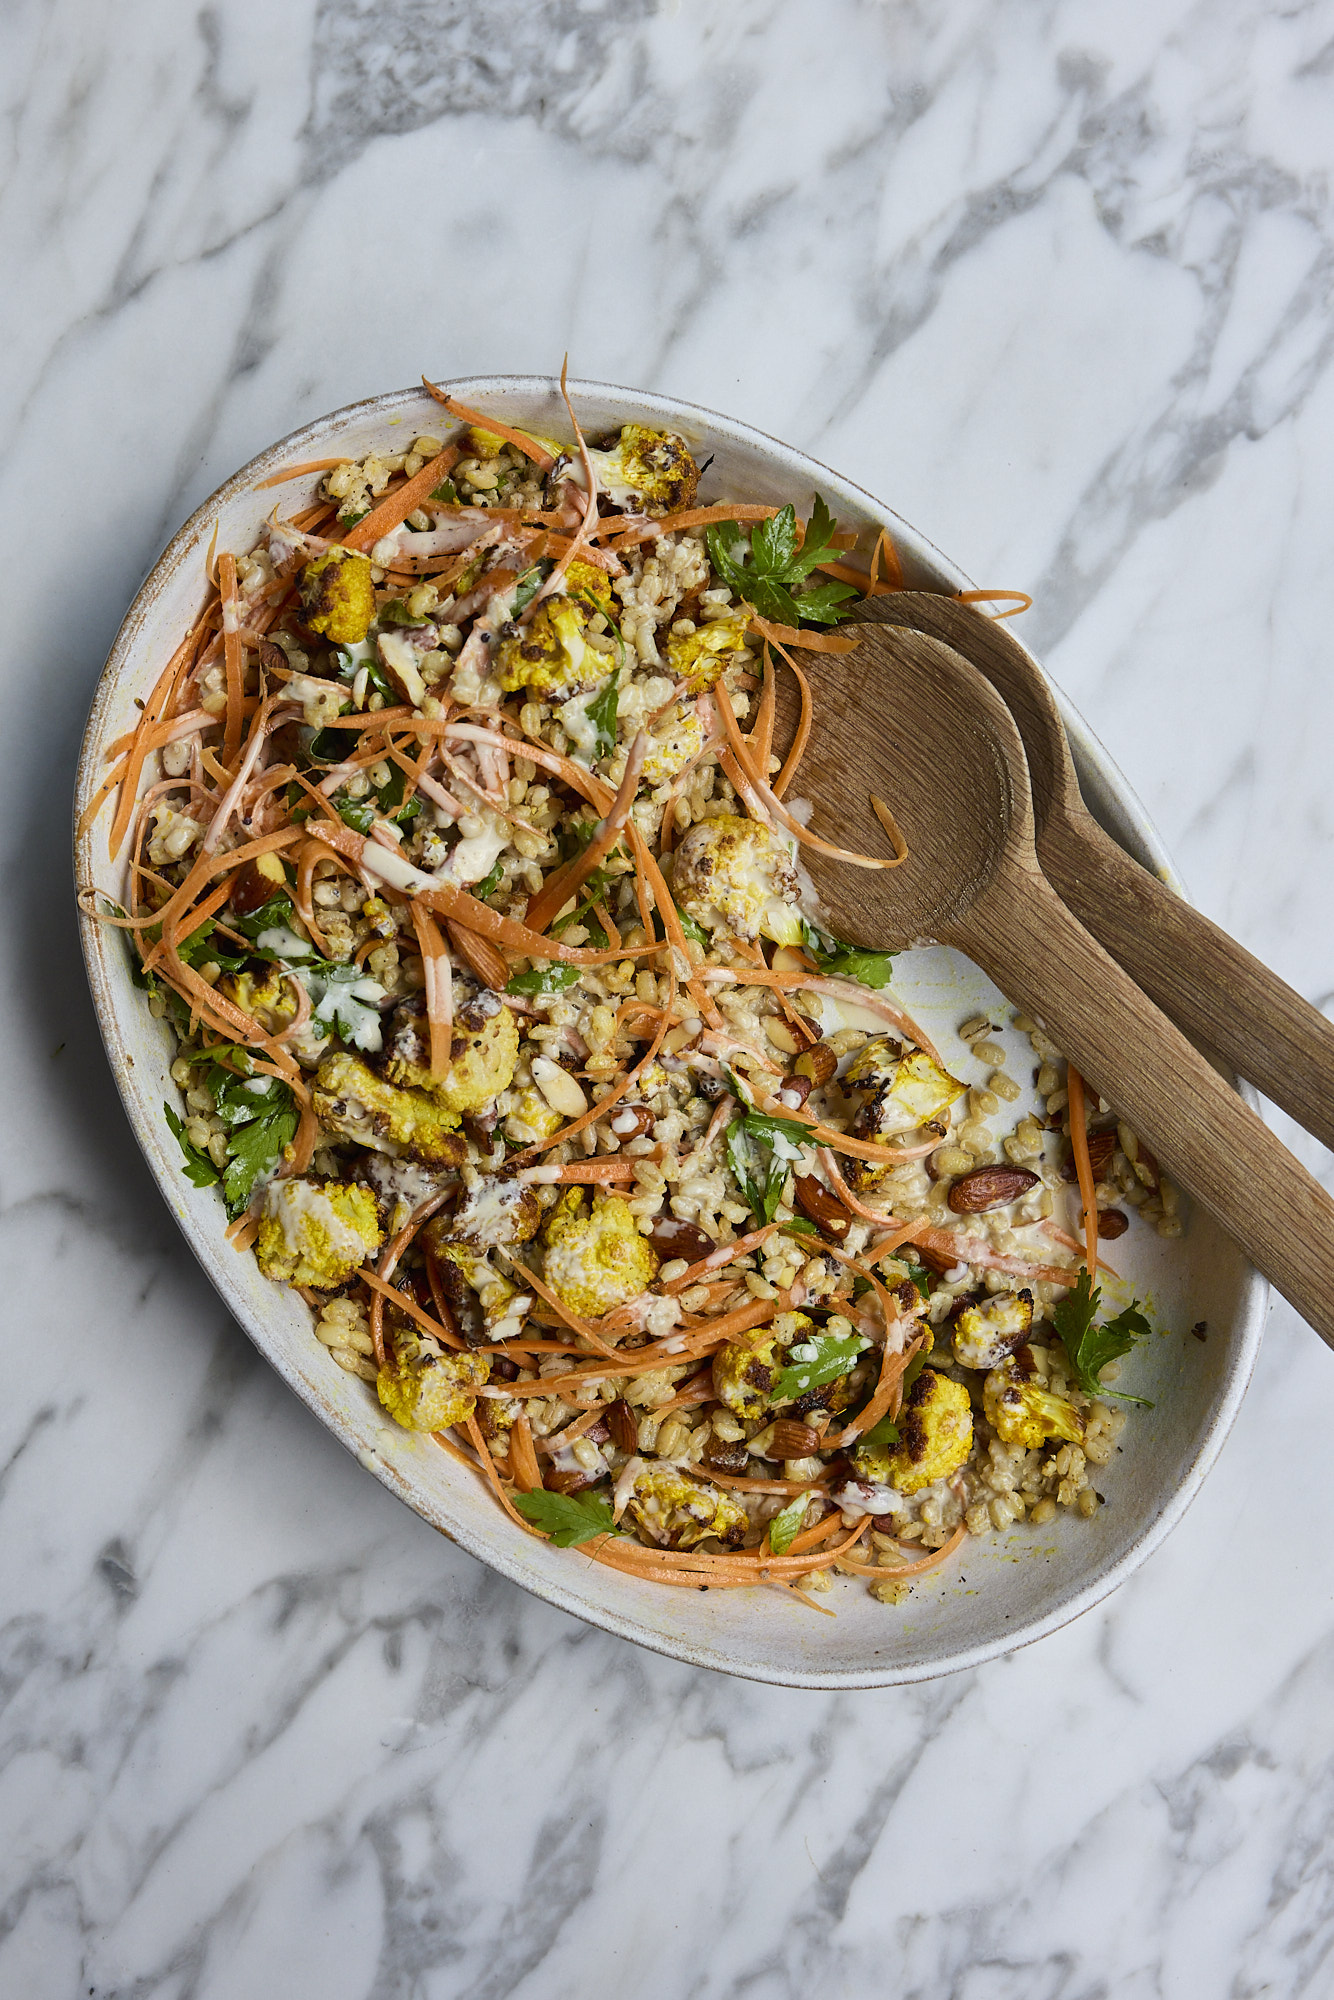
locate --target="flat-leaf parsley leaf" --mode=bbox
[767,1494,810,1555]
[801,919,895,990]
[514,1489,617,1546]
[705,494,860,629]
[1053,1272,1153,1405]
[773,1330,869,1403]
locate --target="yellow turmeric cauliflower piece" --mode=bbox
[563,559,616,622]
[382,1005,519,1116]
[845,1045,968,1193]
[586,424,700,517]
[313,1053,467,1166]
[641,702,705,787]
[494,596,608,700]
[504,1086,565,1146]
[859,1368,973,1496]
[845,1043,967,1133]
[711,1312,810,1421]
[672,811,803,947]
[541,1188,659,1318]
[377,1332,490,1433]
[255,1178,382,1290]
[624,1464,748,1549]
[953,1290,1033,1371]
[299,548,377,644]
[217,966,297,1036]
[984,1352,1085,1449]
[665,610,750,693]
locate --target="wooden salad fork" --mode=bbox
[775,623,1334,1346]
[857,591,1334,1153]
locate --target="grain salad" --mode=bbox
[82,375,1178,1609]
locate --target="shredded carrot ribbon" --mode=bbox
[1067,1064,1100,1278]
[422,381,556,470]
[341,445,461,552]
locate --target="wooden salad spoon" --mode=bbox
[775,623,1334,1347]
[856,591,1334,1152]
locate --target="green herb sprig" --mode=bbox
[705,495,859,629]
[165,1069,298,1219]
[772,1330,870,1403]
[801,919,895,991]
[1053,1272,1153,1405]
[514,1489,618,1546]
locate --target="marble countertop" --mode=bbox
[7,1,1334,1992]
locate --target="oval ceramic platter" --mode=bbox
[74,379,1267,1687]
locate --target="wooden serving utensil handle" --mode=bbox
[1044,808,1334,1154]
[967,856,1334,1347]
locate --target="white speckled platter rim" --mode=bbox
[74,377,1268,1688]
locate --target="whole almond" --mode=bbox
[793,1041,838,1087]
[794,1175,852,1240]
[446,920,510,993]
[1059,1128,1118,1183]
[1096,1208,1129,1239]
[947,1165,1040,1213]
[704,1437,750,1476]
[647,1215,715,1265]
[769,1419,819,1458]
[608,1102,654,1142]
[777,1073,814,1109]
[545,1467,599,1497]
[606,1398,639,1453]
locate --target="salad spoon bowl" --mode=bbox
[854,593,1334,1154]
[779,621,1334,1347]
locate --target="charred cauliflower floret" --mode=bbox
[641,702,705,788]
[541,1189,659,1318]
[424,1236,534,1344]
[586,424,699,517]
[449,1173,542,1250]
[494,596,608,700]
[665,610,751,693]
[504,1086,566,1146]
[673,812,803,947]
[624,1464,748,1549]
[381,1004,519,1116]
[217,966,297,1036]
[563,559,616,622]
[299,548,377,644]
[712,1310,809,1420]
[953,1290,1034,1371]
[859,1367,973,1496]
[846,1043,967,1136]
[377,1327,490,1433]
[844,1045,968,1193]
[313,1052,467,1166]
[255,1177,382,1290]
[984,1350,1085,1449]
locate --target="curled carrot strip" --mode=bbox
[422,382,556,471]
[255,457,352,489]
[956,589,1032,621]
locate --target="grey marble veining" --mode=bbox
[5,1,1334,1993]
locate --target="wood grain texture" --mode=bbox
[855,593,1334,1153]
[779,622,1334,1345]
